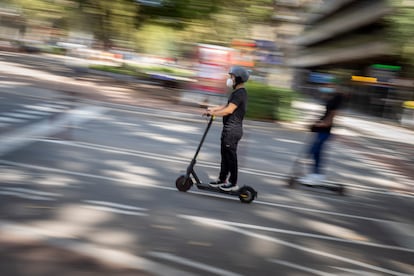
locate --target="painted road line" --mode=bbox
[39,103,69,109]
[19,109,51,115]
[30,139,414,198]
[82,205,148,216]
[0,116,25,123]
[0,105,106,156]
[0,191,55,201]
[2,187,61,197]
[82,200,148,216]
[330,266,379,276]
[177,215,414,253]
[269,259,334,276]
[83,200,148,211]
[148,251,242,276]
[180,215,412,276]
[1,112,42,119]
[0,159,407,225]
[0,220,196,276]
[0,187,61,201]
[21,104,63,112]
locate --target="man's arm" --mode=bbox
[206,103,238,117]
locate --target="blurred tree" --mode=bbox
[71,0,139,49]
[139,0,275,43]
[6,0,276,52]
[7,0,68,31]
[386,1,414,76]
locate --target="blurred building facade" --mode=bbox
[287,0,414,122]
[0,5,24,50]
[260,0,317,88]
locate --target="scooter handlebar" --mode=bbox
[202,113,215,120]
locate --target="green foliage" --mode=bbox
[89,63,193,78]
[385,1,414,76]
[8,0,276,51]
[246,81,298,121]
[89,64,141,76]
[134,24,177,55]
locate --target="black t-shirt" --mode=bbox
[223,88,247,130]
[319,93,343,132]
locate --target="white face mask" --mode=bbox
[226,78,233,88]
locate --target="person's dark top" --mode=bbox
[319,93,343,133]
[223,88,247,131]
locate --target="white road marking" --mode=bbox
[30,139,414,198]
[0,220,195,276]
[83,200,148,211]
[1,187,61,197]
[177,216,414,253]
[275,138,304,144]
[21,104,63,112]
[180,215,411,276]
[0,159,406,225]
[0,191,55,201]
[0,187,61,201]
[330,266,379,276]
[18,109,50,115]
[0,105,106,156]
[0,116,25,123]
[39,103,68,109]
[148,251,243,276]
[1,112,41,119]
[82,205,148,216]
[255,200,389,223]
[269,259,333,276]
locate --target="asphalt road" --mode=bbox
[0,53,413,276]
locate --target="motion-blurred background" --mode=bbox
[1,0,413,123]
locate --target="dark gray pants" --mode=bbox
[219,129,242,185]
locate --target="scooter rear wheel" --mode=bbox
[176,175,193,192]
[239,186,256,203]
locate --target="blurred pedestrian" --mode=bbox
[204,66,249,191]
[300,79,345,185]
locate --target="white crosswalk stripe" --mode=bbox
[2,112,42,119]
[0,101,72,129]
[19,109,51,115]
[21,104,65,112]
[0,117,26,123]
[40,103,69,109]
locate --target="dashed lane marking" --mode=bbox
[82,200,148,216]
[0,187,61,201]
[28,139,414,198]
[0,220,195,276]
[180,215,412,276]
[148,251,242,276]
[0,105,106,156]
[269,259,333,276]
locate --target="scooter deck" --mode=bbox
[289,177,345,195]
[196,183,241,196]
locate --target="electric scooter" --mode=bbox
[287,133,345,195]
[175,115,257,203]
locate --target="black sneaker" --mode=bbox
[209,180,226,187]
[219,183,240,192]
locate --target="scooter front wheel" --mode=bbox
[238,186,257,203]
[176,175,193,192]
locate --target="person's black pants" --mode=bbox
[219,129,242,185]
